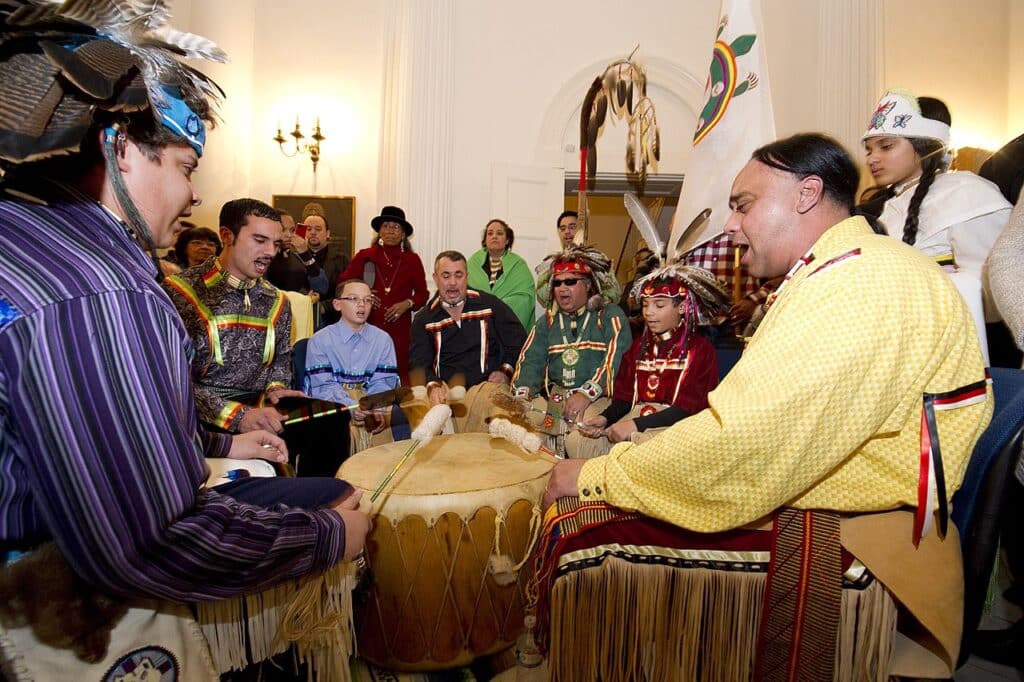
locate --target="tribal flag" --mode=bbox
[669,0,777,256]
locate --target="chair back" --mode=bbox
[292,337,309,390]
[282,290,314,344]
[951,367,1024,667]
[713,333,744,381]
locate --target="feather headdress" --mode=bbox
[534,244,621,311]
[631,263,730,321]
[0,0,226,163]
[624,192,729,324]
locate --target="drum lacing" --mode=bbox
[490,505,544,577]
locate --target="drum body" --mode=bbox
[339,433,552,671]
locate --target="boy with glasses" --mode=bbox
[304,279,399,450]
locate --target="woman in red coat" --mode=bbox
[339,206,427,383]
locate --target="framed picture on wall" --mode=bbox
[271,195,356,258]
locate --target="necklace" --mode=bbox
[216,260,258,312]
[378,245,402,294]
[644,330,674,392]
[488,255,503,286]
[558,309,590,369]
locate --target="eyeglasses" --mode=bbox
[552,278,584,288]
[338,296,375,306]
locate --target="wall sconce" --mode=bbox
[273,117,325,172]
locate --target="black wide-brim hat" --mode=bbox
[371,205,414,236]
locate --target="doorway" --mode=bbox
[563,172,682,288]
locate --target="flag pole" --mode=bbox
[732,246,742,306]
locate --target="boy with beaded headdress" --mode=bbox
[572,264,728,459]
[511,246,631,456]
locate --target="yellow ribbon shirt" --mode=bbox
[578,217,993,532]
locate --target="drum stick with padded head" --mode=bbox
[279,387,413,426]
[488,417,557,461]
[369,403,452,503]
[490,389,586,430]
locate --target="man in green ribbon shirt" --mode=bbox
[512,246,631,457]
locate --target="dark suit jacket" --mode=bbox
[315,244,349,294]
[314,244,350,327]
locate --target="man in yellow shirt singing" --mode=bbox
[541,133,992,679]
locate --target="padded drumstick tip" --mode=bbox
[411,403,451,442]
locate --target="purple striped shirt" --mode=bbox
[0,179,345,600]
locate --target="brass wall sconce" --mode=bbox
[273,117,325,172]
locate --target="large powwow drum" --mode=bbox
[339,433,552,671]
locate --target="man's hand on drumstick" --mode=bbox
[542,459,587,509]
[427,382,449,407]
[265,387,306,404]
[606,419,638,444]
[562,392,591,423]
[355,408,389,435]
[239,406,288,434]
[578,415,607,439]
[228,430,288,462]
[334,489,371,560]
[487,371,509,384]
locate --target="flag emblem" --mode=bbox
[694,20,761,145]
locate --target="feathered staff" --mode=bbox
[577,46,661,242]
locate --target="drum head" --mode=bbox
[339,433,551,496]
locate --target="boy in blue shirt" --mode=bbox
[304,279,400,449]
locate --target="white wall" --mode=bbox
[181,0,256,229]
[1008,0,1024,140]
[884,0,1010,151]
[178,0,1018,251]
[248,0,386,252]
[181,0,386,246]
[762,0,822,138]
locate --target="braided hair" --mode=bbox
[900,96,952,245]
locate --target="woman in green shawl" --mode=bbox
[467,219,536,329]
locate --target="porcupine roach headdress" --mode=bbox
[534,244,622,311]
[0,0,227,270]
[624,190,730,327]
[0,0,226,162]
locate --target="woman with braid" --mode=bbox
[861,90,1011,360]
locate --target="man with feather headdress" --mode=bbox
[0,2,367,677]
[511,246,631,457]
